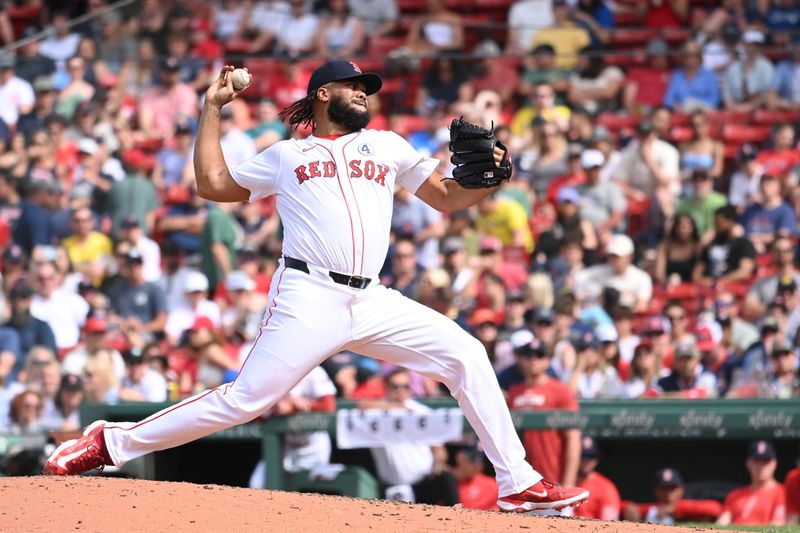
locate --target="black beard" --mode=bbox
[327,94,370,132]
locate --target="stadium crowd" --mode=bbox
[0,0,798,526]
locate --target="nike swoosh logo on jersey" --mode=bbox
[303,146,316,152]
[526,489,548,497]
[56,444,91,469]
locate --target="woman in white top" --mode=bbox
[623,341,668,398]
[567,333,623,399]
[405,0,464,56]
[316,0,365,59]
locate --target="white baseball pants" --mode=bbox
[104,258,541,496]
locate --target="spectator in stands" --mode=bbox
[245,99,288,152]
[14,27,57,85]
[82,353,119,404]
[7,389,45,435]
[316,0,366,59]
[506,0,554,54]
[512,83,571,138]
[575,150,625,246]
[392,186,444,270]
[765,0,800,46]
[452,446,498,510]
[714,290,758,357]
[722,30,774,112]
[384,237,423,299]
[165,271,222,345]
[6,280,56,374]
[121,214,161,283]
[348,0,398,37]
[567,330,623,399]
[0,55,35,130]
[745,237,800,320]
[728,143,763,210]
[717,440,787,526]
[405,0,464,57]
[693,205,756,286]
[220,270,265,342]
[44,373,84,431]
[740,174,796,255]
[575,235,652,313]
[637,0,689,28]
[62,206,111,279]
[573,436,620,520]
[527,121,569,197]
[531,0,591,70]
[497,328,540,395]
[536,188,596,260]
[761,339,800,398]
[623,38,672,115]
[109,249,167,341]
[656,336,717,398]
[768,42,800,109]
[107,151,160,236]
[654,213,701,285]
[440,237,476,313]
[623,340,666,398]
[567,47,623,115]
[200,200,241,296]
[786,447,800,525]
[506,331,580,488]
[519,45,571,107]
[172,317,239,394]
[470,41,519,106]
[119,347,168,402]
[361,368,459,505]
[616,119,680,221]
[245,0,290,54]
[679,112,725,180]
[55,57,95,120]
[138,57,198,140]
[30,261,88,351]
[211,0,248,42]
[416,56,472,114]
[624,467,722,524]
[62,315,126,383]
[676,170,728,238]
[39,11,82,66]
[475,192,534,254]
[755,123,800,179]
[664,41,721,112]
[276,0,322,58]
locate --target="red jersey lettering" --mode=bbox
[364,160,375,180]
[349,159,362,178]
[375,164,389,186]
[295,165,310,184]
[309,161,321,178]
[323,161,336,177]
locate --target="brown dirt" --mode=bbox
[0,476,721,532]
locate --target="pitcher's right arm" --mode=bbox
[194,65,251,202]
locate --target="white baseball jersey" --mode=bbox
[230,129,439,277]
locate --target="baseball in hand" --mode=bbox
[231,68,251,91]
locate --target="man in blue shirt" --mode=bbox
[740,174,797,254]
[664,41,721,111]
[768,42,800,108]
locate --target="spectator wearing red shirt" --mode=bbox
[717,440,786,526]
[453,446,498,511]
[623,467,722,524]
[756,123,800,179]
[506,335,581,487]
[574,436,620,520]
[624,38,672,114]
[785,446,800,525]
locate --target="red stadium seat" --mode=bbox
[370,36,406,56]
[396,0,428,12]
[610,28,659,48]
[722,123,771,144]
[596,112,641,132]
[668,126,694,143]
[391,114,428,137]
[751,108,800,126]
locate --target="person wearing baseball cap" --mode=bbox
[119,347,168,402]
[574,147,625,241]
[716,440,785,526]
[575,234,652,313]
[623,466,723,524]
[570,330,623,399]
[573,436,621,520]
[656,335,717,398]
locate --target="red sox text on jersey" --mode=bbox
[294,159,389,186]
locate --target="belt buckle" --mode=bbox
[348,276,369,289]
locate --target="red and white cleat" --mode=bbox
[497,479,590,512]
[43,420,113,476]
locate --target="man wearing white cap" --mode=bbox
[575,149,626,245]
[574,234,652,313]
[164,270,221,343]
[722,30,775,111]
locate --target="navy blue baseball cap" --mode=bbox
[307,60,382,96]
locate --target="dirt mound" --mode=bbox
[0,476,716,532]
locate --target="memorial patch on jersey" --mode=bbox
[294,159,389,186]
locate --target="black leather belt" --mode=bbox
[284,257,372,290]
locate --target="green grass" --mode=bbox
[681,524,800,532]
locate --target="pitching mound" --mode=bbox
[1,477,717,532]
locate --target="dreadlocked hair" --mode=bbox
[279,94,316,130]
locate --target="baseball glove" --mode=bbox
[448,117,512,189]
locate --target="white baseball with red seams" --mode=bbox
[100,127,545,499]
